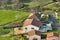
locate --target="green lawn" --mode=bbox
[0,36,19,40]
[0,10,30,36]
[0,10,30,25]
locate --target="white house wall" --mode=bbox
[23,25,39,33]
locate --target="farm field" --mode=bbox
[0,10,30,25]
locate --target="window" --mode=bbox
[33,38,38,40]
[25,28,27,30]
[52,39,56,40]
[31,28,34,29]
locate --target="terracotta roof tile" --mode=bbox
[23,18,41,27]
[47,32,59,38]
[23,19,33,27]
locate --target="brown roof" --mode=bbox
[28,13,41,21]
[23,18,41,27]
[28,13,35,18]
[47,32,59,38]
[58,0,60,2]
[27,30,41,36]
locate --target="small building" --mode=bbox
[46,32,59,40]
[22,18,42,33]
[39,23,52,32]
[27,30,41,40]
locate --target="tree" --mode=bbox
[11,0,20,10]
[29,0,42,12]
[0,0,8,9]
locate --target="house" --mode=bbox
[28,12,41,21]
[39,23,52,32]
[27,30,41,40]
[22,18,42,33]
[46,32,59,40]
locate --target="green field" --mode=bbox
[0,10,30,35]
[0,10,30,40]
[0,10,30,24]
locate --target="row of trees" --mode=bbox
[0,0,60,11]
[0,0,27,9]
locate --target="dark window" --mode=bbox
[31,28,34,29]
[33,38,38,40]
[52,39,56,40]
[25,28,27,30]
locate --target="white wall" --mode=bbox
[23,25,39,33]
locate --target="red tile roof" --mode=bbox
[47,32,59,38]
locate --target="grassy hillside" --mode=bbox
[0,10,30,36]
[0,10,30,25]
